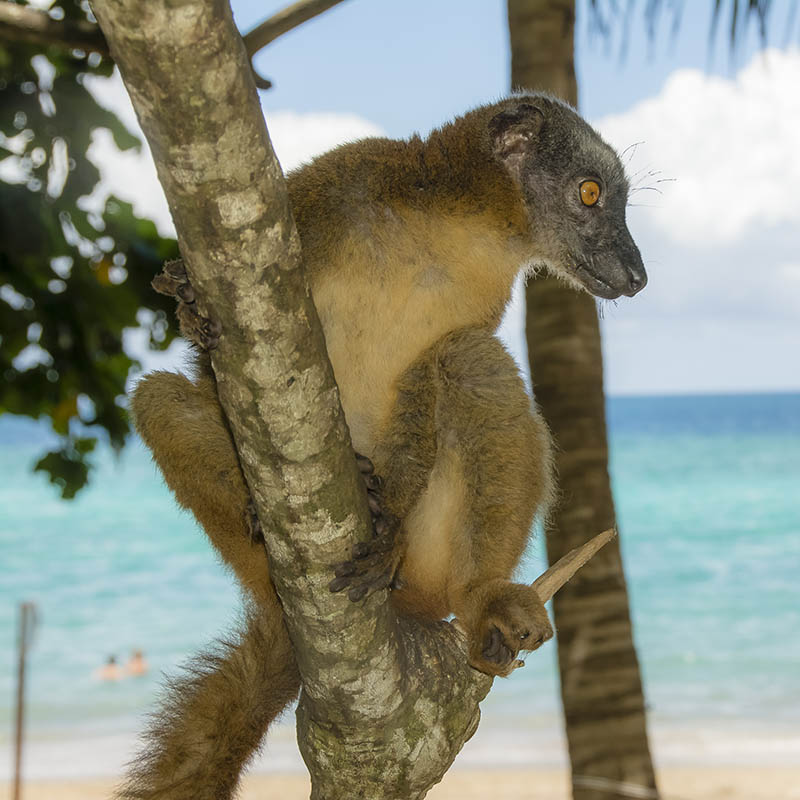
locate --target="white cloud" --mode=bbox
[83,62,799,395]
[597,48,800,247]
[583,49,800,395]
[83,71,385,237]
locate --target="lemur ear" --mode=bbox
[488,103,544,176]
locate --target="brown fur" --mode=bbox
[128,94,644,794]
[123,362,300,800]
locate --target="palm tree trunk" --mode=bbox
[507,2,659,797]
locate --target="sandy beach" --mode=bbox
[5,766,800,800]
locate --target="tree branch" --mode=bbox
[242,0,350,89]
[243,0,348,53]
[0,1,108,55]
[0,0,345,90]
[90,1,614,794]
[89,0,490,796]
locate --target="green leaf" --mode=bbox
[1,1,180,499]
[33,441,95,500]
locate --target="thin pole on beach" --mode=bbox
[13,601,37,800]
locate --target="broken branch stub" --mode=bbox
[532,528,617,602]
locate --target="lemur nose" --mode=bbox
[626,268,648,296]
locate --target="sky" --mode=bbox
[82,0,800,396]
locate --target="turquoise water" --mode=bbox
[1,393,799,774]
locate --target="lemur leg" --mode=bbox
[397,327,555,677]
[129,364,301,798]
[152,260,382,599]
[329,354,439,601]
[131,363,274,608]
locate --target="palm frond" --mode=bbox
[586,0,798,55]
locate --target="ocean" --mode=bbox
[1,392,798,779]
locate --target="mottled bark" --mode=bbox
[508,0,659,797]
[90,1,491,797]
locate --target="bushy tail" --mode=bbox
[116,607,300,800]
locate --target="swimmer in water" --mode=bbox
[94,655,122,681]
[125,649,149,677]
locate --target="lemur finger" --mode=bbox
[152,272,183,297]
[483,626,502,660]
[331,538,399,597]
[355,454,374,474]
[346,568,393,603]
[363,473,383,492]
[163,258,187,280]
[366,490,382,515]
[373,516,391,536]
[176,282,195,303]
[245,500,263,544]
[352,541,371,559]
[334,561,357,578]
[152,259,188,297]
[176,302,221,350]
[348,585,370,602]
[329,575,351,593]
[352,534,394,561]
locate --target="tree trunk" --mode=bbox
[90,1,492,797]
[507,1,659,797]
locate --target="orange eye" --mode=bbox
[580,180,601,206]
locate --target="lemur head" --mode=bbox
[488,95,646,299]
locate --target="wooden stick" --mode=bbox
[531,528,616,602]
[13,602,37,800]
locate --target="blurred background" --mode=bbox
[1,0,798,797]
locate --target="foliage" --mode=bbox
[585,0,794,54]
[0,0,178,498]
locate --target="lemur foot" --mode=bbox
[245,499,264,545]
[329,453,402,602]
[467,582,553,677]
[152,259,222,350]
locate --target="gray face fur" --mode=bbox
[489,96,647,300]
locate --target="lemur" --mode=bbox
[123,94,646,799]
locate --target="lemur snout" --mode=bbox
[624,265,648,296]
